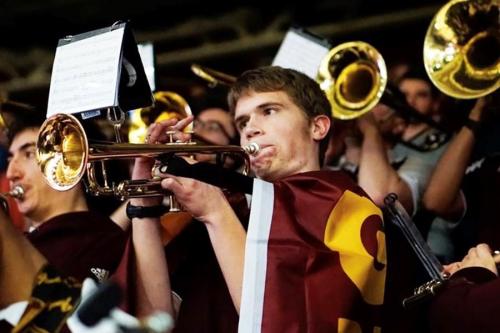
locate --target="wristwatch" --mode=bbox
[126,201,168,219]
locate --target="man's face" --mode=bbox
[6,128,57,221]
[195,108,235,145]
[371,104,407,141]
[234,91,321,182]
[399,78,435,116]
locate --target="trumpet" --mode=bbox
[36,113,259,200]
[0,185,24,213]
[5,185,24,200]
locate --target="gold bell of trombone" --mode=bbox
[423,0,500,99]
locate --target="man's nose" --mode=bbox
[243,118,262,140]
[406,95,417,109]
[6,159,21,182]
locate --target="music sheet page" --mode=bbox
[47,27,125,117]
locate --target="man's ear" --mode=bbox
[311,115,331,141]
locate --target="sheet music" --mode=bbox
[47,28,125,117]
[272,29,330,79]
[138,43,155,92]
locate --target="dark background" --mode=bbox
[0,0,446,113]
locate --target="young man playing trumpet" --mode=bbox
[5,113,128,283]
[145,66,388,332]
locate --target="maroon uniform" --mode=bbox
[27,211,127,282]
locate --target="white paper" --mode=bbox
[272,29,330,79]
[138,43,155,92]
[47,28,125,117]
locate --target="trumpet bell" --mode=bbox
[423,0,500,99]
[36,113,88,191]
[317,41,387,120]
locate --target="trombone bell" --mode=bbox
[423,0,500,99]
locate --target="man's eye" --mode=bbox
[24,151,35,159]
[263,108,276,115]
[237,120,247,131]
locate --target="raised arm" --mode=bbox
[422,99,485,220]
[161,176,246,313]
[126,117,193,317]
[357,113,415,213]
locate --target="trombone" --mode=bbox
[36,113,259,200]
[423,0,500,99]
[192,42,444,130]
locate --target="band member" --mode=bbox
[6,114,128,283]
[150,66,387,332]
[0,207,81,332]
[429,243,500,333]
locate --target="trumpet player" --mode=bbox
[5,112,127,283]
[145,66,387,332]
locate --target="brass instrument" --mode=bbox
[192,42,388,120]
[191,64,236,88]
[128,91,194,144]
[423,0,500,98]
[0,185,24,213]
[36,113,259,200]
[190,43,443,133]
[317,41,387,120]
[2,185,24,200]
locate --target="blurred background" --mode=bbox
[0,0,445,113]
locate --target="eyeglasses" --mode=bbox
[193,119,233,141]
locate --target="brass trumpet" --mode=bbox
[36,113,259,200]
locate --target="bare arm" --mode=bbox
[161,176,246,313]
[422,100,485,220]
[357,114,414,213]
[126,117,194,318]
[110,201,131,231]
[130,208,173,317]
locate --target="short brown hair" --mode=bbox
[227,66,332,163]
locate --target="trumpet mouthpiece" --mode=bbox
[243,142,260,155]
[9,185,24,199]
